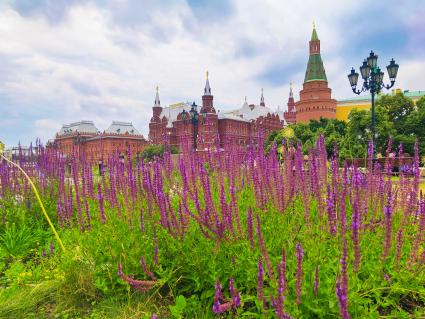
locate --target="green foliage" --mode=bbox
[266,118,348,157]
[142,144,165,161]
[268,93,425,161]
[1,148,425,318]
[0,223,35,259]
[169,295,187,319]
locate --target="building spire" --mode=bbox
[305,23,327,83]
[311,21,319,41]
[260,88,265,106]
[204,70,211,95]
[289,82,293,98]
[154,85,160,106]
[243,95,248,107]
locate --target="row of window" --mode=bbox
[301,106,335,112]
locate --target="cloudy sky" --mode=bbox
[0,0,424,146]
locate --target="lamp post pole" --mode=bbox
[371,90,375,146]
[181,102,200,151]
[348,51,399,161]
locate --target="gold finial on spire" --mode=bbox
[245,96,247,102]
[206,70,209,79]
[313,21,316,29]
[290,82,293,89]
[156,85,159,93]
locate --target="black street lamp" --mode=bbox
[348,51,399,159]
[182,102,200,150]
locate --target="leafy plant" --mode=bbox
[0,223,37,259]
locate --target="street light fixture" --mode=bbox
[182,102,200,150]
[347,50,399,159]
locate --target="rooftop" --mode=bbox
[337,90,425,104]
[57,121,143,137]
[59,120,98,135]
[105,121,140,135]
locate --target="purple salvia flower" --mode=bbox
[151,314,157,319]
[409,199,425,265]
[139,208,145,232]
[118,262,123,277]
[229,277,241,308]
[71,158,83,230]
[80,162,91,230]
[273,250,289,319]
[230,177,243,236]
[351,170,361,271]
[247,208,255,249]
[257,257,266,307]
[97,183,107,224]
[336,239,350,319]
[256,214,273,277]
[49,241,54,255]
[213,281,223,314]
[409,140,420,215]
[153,226,159,265]
[281,248,287,294]
[295,243,304,305]
[314,265,319,297]
[395,228,403,269]
[384,137,393,176]
[177,202,185,238]
[326,185,337,235]
[383,272,392,284]
[140,256,156,280]
[383,188,394,259]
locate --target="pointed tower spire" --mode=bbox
[260,88,265,106]
[243,96,248,107]
[154,85,160,106]
[287,83,295,112]
[304,23,327,83]
[204,70,211,95]
[311,21,319,41]
[284,82,296,124]
[202,70,214,112]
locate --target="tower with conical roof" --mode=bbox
[295,24,336,123]
[284,83,296,125]
[198,71,218,150]
[152,86,162,117]
[149,86,166,144]
[260,88,265,106]
[201,71,215,113]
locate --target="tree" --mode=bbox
[142,145,164,161]
[266,118,348,158]
[266,93,422,162]
[376,92,414,132]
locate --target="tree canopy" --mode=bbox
[266,93,425,161]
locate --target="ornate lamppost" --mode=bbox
[348,51,399,158]
[181,102,200,150]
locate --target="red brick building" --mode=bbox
[54,121,148,163]
[149,75,282,151]
[285,26,337,124]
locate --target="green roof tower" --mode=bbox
[304,24,327,83]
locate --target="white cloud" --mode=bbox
[0,0,424,146]
[34,118,61,142]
